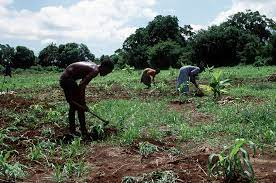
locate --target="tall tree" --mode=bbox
[222,10,276,42]
[148,41,182,68]
[38,43,59,66]
[146,15,185,46]
[12,46,35,69]
[57,43,95,68]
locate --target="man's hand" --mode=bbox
[83,104,90,112]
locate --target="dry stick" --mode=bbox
[72,101,109,126]
[197,163,208,176]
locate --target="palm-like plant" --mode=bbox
[209,70,231,98]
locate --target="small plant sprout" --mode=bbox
[51,164,66,183]
[122,170,178,183]
[208,138,256,182]
[0,150,26,181]
[138,141,158,157]
[28,144,45,161]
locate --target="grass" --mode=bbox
[0,65,275,182]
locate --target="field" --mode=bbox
[0,66,276,182]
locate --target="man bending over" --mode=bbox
[60,60,114,136]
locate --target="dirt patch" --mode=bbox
[218,95,264,105]
[267,73,276,82]
[0,93,34,112]
[84,145,210,183]
[169,100,213,124]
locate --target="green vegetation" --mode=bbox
[0,65,275,182]
[208,139,256,182]
[122,170,178,183]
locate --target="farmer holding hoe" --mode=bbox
[60,59,114,137]
[141,68,160,88]
[176,64,204,94]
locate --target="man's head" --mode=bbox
[198,61,206,73]
[99,59,114,76]
[155,68,160,74]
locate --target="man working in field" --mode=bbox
[141,68,160,88]
[60,60,114,136]
[176,65,204,94]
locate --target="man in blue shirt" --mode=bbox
[176,65,204,93]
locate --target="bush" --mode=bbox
[253,56,272,67]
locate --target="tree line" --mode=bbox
[1,10,276,70]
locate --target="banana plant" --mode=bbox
[209,70,231,98]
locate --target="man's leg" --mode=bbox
[77,86,88,136]
[78,110,88,135]
[69,104,76,134]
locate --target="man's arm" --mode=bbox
[79,72,97,89]
[190,75,199,88]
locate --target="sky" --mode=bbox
[0,0,276,57]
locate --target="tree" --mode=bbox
[57,43,95,68]
[222,10,276,42]
[38,43,59,66]
[123,28,150,68]
[187,25,262,66]
[148,41,183,68]
[146,15,185,46]
[110,49,127,68]
[0,44,15,66]
[12,46,35,69]
[122,15,187,68]
[79,43,95,61]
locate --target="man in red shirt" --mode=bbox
[141,68,160,88]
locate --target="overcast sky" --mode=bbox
[0,0,275,57]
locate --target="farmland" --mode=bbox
[0,65,276,182]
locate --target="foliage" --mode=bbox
[147,41,183,68]
[0,44,15,66]
[209,70,231,98]
[208,139,256,182]
[38,43,59,67]
[222,10,276,42]
[0,151,26,181]
[12,46,35,69]
[57,43,95,68]
[122,170,177,183]
[138,141,158,157]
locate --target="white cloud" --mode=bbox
[190,24,207,32]
[0,0,157,55]
[211,0,276,25]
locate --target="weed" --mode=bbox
[51,164,66,183]
[122,170,178,183]
[138,141,158,157]
[28,144,44,161]
[0,151,26,181]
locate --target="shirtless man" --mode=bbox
[141,68,160,88]
[60,60,114,136]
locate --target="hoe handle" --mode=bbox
[72,101,109,126]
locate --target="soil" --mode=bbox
[169,100,213,125]
[267,73,276,82]
[1,80,276,183]
[0,93,34,112]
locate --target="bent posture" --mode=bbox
[60,60,114,136]
[141,68,160,88]
[176,65,203,93]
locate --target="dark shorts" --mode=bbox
[60,78,80,103]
